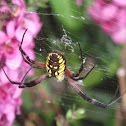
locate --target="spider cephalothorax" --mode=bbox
[2,29,126,108]
[46,50,66,81]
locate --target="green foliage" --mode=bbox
[66,108,85,121]
[49,0,83,30]
[21,90,33,112]
[56,108,86,126]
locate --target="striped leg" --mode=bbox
[19,29,46,69]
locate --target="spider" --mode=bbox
[2,29,125,108]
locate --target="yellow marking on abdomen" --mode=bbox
[46,51,66,81]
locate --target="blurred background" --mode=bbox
[1,0,126,126]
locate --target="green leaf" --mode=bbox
[49,0,83,30]
[66,109,72,120]
[21,91,33,112]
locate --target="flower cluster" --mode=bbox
[0,0,42,125]
[88,0,126,43]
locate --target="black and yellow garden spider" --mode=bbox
[2,29,126,108]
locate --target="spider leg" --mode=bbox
[65,43,87,79]
[106,89,126,107]
[2,67,21,85]
[72,65,95,81]
[65,67,74,78]
[2,66,32,85]
[19,73,49,88]
[20,52,45,69]
[20,67,33,84]
[67,42,95,81]
[74,43,85,77]
[65,74,108,108]
[2,67,49,88]
[18,29,46,69]
[66,74,126,108]
[108,85,119,104]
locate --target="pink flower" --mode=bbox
[76,0,82,6]
[0,0,42,125]
[12,0,26,21]
[113,0,126,7]
[0,31,8,44]
[117,10,126,27]
[0,83,23,126]
[0,102,16,126]
[24,12,43,36]
[111,27,126,43]
[88,0,126,43]
[101,4,118,20]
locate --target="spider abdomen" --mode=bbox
[46,50,66,81]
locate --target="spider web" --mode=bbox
[19,0,122,125]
